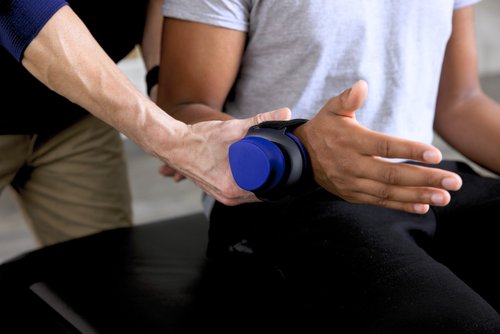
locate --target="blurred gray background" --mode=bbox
[1,0,499,263]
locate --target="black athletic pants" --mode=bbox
[208,161,500,333]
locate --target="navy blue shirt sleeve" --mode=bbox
[0,0,68,61]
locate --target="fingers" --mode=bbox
[159,164,186,182]
[173,173,186,182]
[159,164,176,176]
[335,181,450,215]
[356,158,463,191]
[354,130,444,164]
[352,177,452,205]
[323,80,369,118]
[327,159,463,214]
[341,79,368,112]
[346,191,433,214]
[252,107,292,125]
[234,107,291,140]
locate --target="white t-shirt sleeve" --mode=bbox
[454,0,482,10]
[162,0,250,32]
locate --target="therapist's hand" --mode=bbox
[167,107,292,206]
[293,80,462,214]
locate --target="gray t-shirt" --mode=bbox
[163,0,480,144]
[162,0,481,215]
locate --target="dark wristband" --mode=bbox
[248,119,309,133]
[145,65,160,96]
[253,119,318,202]
[229,118,319,203]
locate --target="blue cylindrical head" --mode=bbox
[228,136,286,192]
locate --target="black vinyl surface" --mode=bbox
[0,213,292,333]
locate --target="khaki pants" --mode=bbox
[0,115,132,246]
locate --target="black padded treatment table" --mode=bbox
[0,212,304,333]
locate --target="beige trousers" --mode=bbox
[0,115,132,246]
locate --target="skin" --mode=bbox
[157,6,498,214]
[20,5,291,206]
[140,0,164,101]
[434,7,500,173]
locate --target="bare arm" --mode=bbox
[157,18,246,124]
[21,6,289,205]
[140,0,164,100]
[434,6,500,174]
[22,6,180,150]
[141,0,163,70]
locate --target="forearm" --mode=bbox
[22,6,185,162]
[140,0,164,100]
[435,92,500,173]
[434,6,500,173]
[140,0,163,71]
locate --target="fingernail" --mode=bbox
[423,150,441,163]
[341,87,353,107]
[342,87,352,96]
[413,204,429,214]
[442,177,461,190]
[431,193,444,205]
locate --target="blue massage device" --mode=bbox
[228,119,315,202]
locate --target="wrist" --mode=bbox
[228,119,319,202]
[145,65,160,96]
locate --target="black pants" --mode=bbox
[208,161,500,333]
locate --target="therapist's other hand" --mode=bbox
[159,164,186,182]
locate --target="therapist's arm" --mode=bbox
[11,5,290,205]
[22,6,183,156]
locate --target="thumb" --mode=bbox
[244,107,292,126]
[329,80,368,118]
